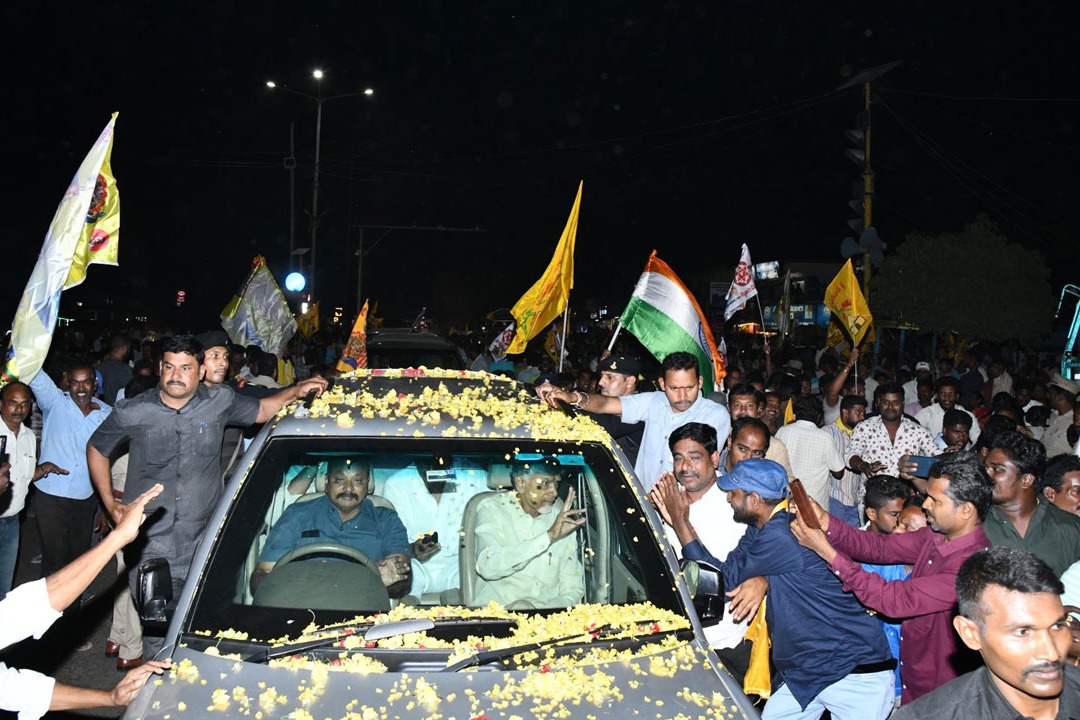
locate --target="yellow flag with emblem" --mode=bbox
[4,114,120,384]
[507,181,581,354]
[825,259,873,347]
[297,301,320,339]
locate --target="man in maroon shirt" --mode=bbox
[790,452,993,704]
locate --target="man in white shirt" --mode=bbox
[473,459,586,609]
[0,483,169,720]
[825,395,870,526]
[903,362,934,407]
[776,395,846,509]
[647,421,767,687]
[540,351,730,492]
[0,382,66,598]
[916,376,981,443]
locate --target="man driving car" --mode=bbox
[251,457,411,595]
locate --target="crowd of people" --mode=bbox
[537,338,1080,719]
[2,315,1080,719]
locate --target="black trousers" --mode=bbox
[34,492,98,579]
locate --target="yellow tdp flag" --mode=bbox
[66,116,120,288]
[337,300,369,373]
[507,181,581,354]
[297,301,320,339]
[4,113,120,383]
[825,259,873,347]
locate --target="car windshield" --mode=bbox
[186,436,683,643]
[367,347,463,370]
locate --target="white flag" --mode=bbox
[488,322,515,362]
[724,244,759,320]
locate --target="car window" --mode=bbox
[187,437,679,640]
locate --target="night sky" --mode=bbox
[3,2,1076,331]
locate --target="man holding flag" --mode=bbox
[0,114,121,602]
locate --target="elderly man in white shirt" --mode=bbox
[0,483,169,720]
[473,459,586,609]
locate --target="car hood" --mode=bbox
[128,640,755,719]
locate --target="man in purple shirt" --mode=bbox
[790,452,993,704]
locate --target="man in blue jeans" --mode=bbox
[666,458,895,719]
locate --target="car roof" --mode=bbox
[270,369,615,443]
[366,329,457,349]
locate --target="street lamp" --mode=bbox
[266,70,375,294]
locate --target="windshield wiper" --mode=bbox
[441,620,673,673]
[265,619,435,660]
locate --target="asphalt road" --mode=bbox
[1,490,133,720]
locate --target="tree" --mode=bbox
[872,215,1055,346]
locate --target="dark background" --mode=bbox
[2,2,1076,330]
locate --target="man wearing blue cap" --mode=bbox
[677,458,896,719]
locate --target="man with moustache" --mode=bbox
[88,334,327,653]
[726,383,795,478]
[29,362,111,580]
[472,457,586,609]
[251,457,411,595]
[893,547,1079,719]
[648,422,768,686]
[541,351,730,492]
[791,452,993,703]
[679,459,897,718]
[0,382,66,597]
[916,376,981,443]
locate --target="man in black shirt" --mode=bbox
[894,547,1078,719]
[585,355,644,465]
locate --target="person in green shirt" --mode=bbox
[982,431,1080,577]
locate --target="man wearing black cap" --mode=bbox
[194,329,266,479]
[588,355,645,465]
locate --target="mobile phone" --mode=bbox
[788,479,820,529]
[908,455,936,479]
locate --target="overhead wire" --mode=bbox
[877,98,1071,250]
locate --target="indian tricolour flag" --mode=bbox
[619,250,726,391]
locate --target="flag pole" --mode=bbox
[605,319,624,353]
[557,304,570,373]
[756,295,771,373]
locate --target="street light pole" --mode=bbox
[266,71,374,297]
[310,93,323,292]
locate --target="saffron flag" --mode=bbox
[4,114,120,383]
[723,243,758,320]
[297,301,320,339]
[825,259,873,347]
[337,300,369,373]
[620,250,726,391]
[220,256,297,357]
[507,181,581,353]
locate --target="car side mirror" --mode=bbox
[137,557,174,624]
[680,559,725,626]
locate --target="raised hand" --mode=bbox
[547,487,587,542]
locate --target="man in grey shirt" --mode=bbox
[88,334,327,653]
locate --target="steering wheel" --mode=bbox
[274,542,381,576]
